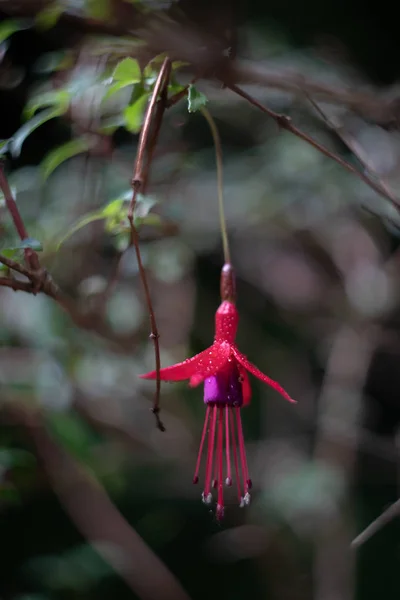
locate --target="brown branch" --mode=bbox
[0,253,33,278]
[307,96,399,207]
[228,84,400,212]
[0,164,41,270]
[7,405,191,600]
[125,58,172,433]
[352,498,400,548]
[0,258,141,350]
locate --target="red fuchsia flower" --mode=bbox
[140,264,295,519]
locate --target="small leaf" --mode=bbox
[113,57,141,83]
[24,90,70,120]
[103,80,137,103]
[35,3,63,31]
[0,247,21,270]
[0,19,31,44]
[136,213,162,227]
[187,84,208,113]
[135,195,158,218]
[123,94,149,133]
[99,115,125,134]
[102,197,127,217]
[55,211,105,250]
[10,107,64,157]
[41,137,92,181]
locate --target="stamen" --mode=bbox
[217,406,224,515]
[204,404,218,498]
[193,405,211,484]
[225,406,232,486]
[236,406,250,495]
[229,408,243,503]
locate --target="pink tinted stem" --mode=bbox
[217,407,224,511]
[193,405,211,484]
[204,405,217,497]
[235,407,250,494]
[225,406,232,485]
[230,408,243,503]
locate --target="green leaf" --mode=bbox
[41,137,92,181]
[10,107,64,157]
[113,57,141,83]
[102,197,127,217]
[35,3,63,31]
[24,90,70,120]
[0,19,31,44]
[98,115,125,134]
[187,84,208,113]
[103,80,138,103]
[123,94,149,133]
[0,247,21,271]
[55,211,105,250]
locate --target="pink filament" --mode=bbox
[230,408,243,502]
[235,407,250,494]
[193,405,210,484]
[225,406,232,485]
[217,406,224,516]
[204,405,218,497]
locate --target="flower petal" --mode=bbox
[238,364,251,405]
[188,342,231,387]
[140,342,231,383]
[232,346,295,403]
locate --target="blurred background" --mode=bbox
[1,1,400,599]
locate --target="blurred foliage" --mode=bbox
[1,1,400,600]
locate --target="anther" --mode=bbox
[193,476,199,484]
[216,504,225,520]
[202,492,213,505]
[225,477,232,487]
[244,492,251,505]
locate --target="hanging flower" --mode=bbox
[140,264,295,518]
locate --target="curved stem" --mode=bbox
[200,106,231,265]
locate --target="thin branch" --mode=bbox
[126,58,171,432]
[0,276,33,292]
[0,253,34,278]
[307,97,400,206]
[352,498,400,548]
[228,84,400,212]
[0,164,41,270]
